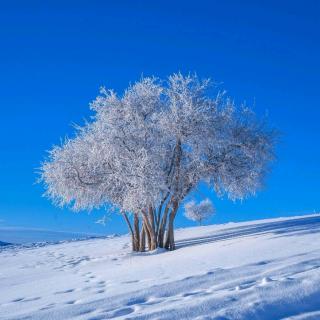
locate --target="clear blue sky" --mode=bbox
[0,0,319,235]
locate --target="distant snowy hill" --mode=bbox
[0,240,11,246]
[0,227,100,245]
[1,214,320,320]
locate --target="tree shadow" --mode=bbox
[176,215,320,249]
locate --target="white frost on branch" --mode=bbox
[95,215,108,226]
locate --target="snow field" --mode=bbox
[1,214,320,319]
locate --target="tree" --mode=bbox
[39,73,276,252]
[184,199,214,225]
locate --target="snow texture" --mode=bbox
[1,214,320,320]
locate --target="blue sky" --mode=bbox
[0,1,319,235]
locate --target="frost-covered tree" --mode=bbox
[184,199,214,225]
[40,73,276,251]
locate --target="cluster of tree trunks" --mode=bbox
[122,140,187,251]
[123,198,180,251]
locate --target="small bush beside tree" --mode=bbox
[184,199,214,225]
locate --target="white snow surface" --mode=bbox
[1,214,320,320]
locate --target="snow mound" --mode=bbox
[1,214,320,319]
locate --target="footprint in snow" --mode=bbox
[255,260,271,266]
[95,289,105,294]
[79,308,96,315]
[123,279,139,284]
[282,276,295,281]
[39,303,55,310]
[126,297,147,306]
[82,286,92,292]
[259,277,273,286]
[54,289,75,294]
[11,297,41,303]
[65,300,80,305]
[22,297,41,302]
[108,307,135,318]
[142,297,162,306]
[87,316,107,320]
[11,298,24,302]
[233,280,256,291]
[91,280,106,288]
[182,291,202,297]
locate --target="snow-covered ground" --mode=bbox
[1,214,320,320]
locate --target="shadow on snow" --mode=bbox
[176,215,320,249]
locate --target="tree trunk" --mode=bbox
[158,201,171,248]
[164,212,175,250]
[122,213,138,251]
[139,224,146,252]
[133,213,140,252]
[148,207,157,250]
[156,192,170,238]
[164,140,182,250]
[164,201,179,250]
[142,210,157,250]
[146,227,152,250]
